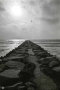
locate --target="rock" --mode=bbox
[49,60,59,68]
[27,87,35,90]
[0,64,8,72]
[0,59,2,61]
[18,63,35,83]
[5,60,24,69]
[53,66,60,72]
[40,57,53,65]
[39,56,60,67]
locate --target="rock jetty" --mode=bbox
[0,40,60,90]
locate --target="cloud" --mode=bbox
[0,1,5,11]
[0,0,60,39]
[22,0,60,23]
[40,17,59,24]
[36,0,60,25]
[51,0,60,5]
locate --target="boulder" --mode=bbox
[53,66,60,72]
[49,60,59,68]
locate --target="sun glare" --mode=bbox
[7,2,24,19]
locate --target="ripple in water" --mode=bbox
[0,39,25,57]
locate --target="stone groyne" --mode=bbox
[0,40,60,90]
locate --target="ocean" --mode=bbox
[0,39,60,59]
[32,39,60,59]
[0,39,25,57]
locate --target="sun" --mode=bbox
[7,1,24,19]
[10,2,23,18]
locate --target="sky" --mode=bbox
[0,0,60,39]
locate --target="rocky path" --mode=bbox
[0,40,59,90]
[28,48,57,90]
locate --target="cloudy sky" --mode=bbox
[0,0,60,39]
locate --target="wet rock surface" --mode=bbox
[0,40,60,90]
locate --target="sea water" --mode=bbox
[32,40,60,59]
[0,39,25,57]
[0,39,60,59]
